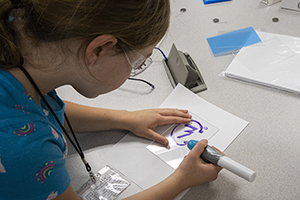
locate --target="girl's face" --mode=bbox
[73,44,156,98]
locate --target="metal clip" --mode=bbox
[89,171,96,184]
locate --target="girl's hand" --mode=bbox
[172,139,222,189]
[125,108,192,147]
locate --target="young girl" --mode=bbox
[0,0,222,199]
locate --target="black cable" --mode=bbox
[127,77,155,88]
[154,47,168,61]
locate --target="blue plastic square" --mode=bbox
[203,0,232,5]
[207,27,262,56]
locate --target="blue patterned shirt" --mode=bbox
[0,70,70,200]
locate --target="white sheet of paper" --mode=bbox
[225,31,300,95]
[157,84,249,151]
[147,112,219,169]
[102,84,248,199]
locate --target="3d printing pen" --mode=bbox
[187,140,256,182]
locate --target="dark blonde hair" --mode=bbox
[0,0,170,69]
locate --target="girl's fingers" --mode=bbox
[143,129,169,147]
[157,108,192,118]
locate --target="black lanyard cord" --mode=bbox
[18,58,94,180]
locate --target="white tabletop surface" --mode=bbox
[57,0,300,199]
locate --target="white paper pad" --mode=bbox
[225,31,300,94]
[102,84,248,198]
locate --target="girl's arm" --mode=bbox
[64,100,192,146]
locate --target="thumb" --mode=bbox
[189,139,208,157]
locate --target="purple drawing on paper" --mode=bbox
[170,120,208,146]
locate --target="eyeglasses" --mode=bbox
[118,44,168,89]
[121,47,153,77]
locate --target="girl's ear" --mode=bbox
[85,35,118,66]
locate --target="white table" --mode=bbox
[57,0,300,199]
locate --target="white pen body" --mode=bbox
[217,156,256,182]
